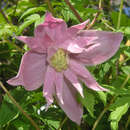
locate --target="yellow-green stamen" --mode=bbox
[50,48,68,72]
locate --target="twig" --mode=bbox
[0,81,40,130]
[46,0,55,16]
[64,0,83,22]
[57,116,68,130]
[92,75,130,130]
[0,8,11,24]
[86,0,102,29]
[86,12,100,29]
[117,0,124,29]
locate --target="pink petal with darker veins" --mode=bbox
[43,66,56,107]
[69,60,108,91]
[73,30,123,65]
[64,69,84,97]
[57,79,83,125]
[7,50,46,90]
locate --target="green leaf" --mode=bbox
[12,120,31,130]
[34,15,45,27]
[19,7,45,20]
[109,96,130,110]
[78,88,95,118]
[122,66,130,75]
[124,50,130,57]
[18,14,40,34]
[0,101,18,127]
[47,120,60,129]
[96,91,107,105]
[109,103,129,130]
[110,121,118,130]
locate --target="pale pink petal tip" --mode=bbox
[72,19,90,30]
[7,77,21,86]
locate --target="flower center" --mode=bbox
[50,48,68,72]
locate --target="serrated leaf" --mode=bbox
[19,7,45,21]
[103,63,110,73]
[124,51,130,57]
[47,120,60,129]
[18,14,40,34]
[109,103,129,130]
[109,96,130,110]
[109,104,129,121]
[122,66,130,75]
[0,101,18,127]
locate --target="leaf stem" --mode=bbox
[117,0,124,29]
[0,81,40,130]
[64,0,83,22]
[46,0,55,16]
[101,19,116,31]
[57,116,68,130]
[92,75,130,130]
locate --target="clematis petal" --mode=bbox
[42,12,69,44]
[43,66,56,107]
[16,36,35,49]
[55,72,64,104]
[7,50,46,90]
[59,39,84,53]
[69,60,108,91]
[73,30,123,65]
[57,79,83,125]
[16,36,46,53]
[67,19,90,36]
[64,69,84,97]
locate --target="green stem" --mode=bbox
[117,0,124,29]
[57,116,68,130]
[46,0,55,16]
[0,50,17,54]
[0,81,40,130]
[125,115,130,129]
[101,19,116,31]
[92,75,130,130]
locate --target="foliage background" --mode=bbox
[0,0,130,130]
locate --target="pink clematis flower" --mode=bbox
[7,12,123,124]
